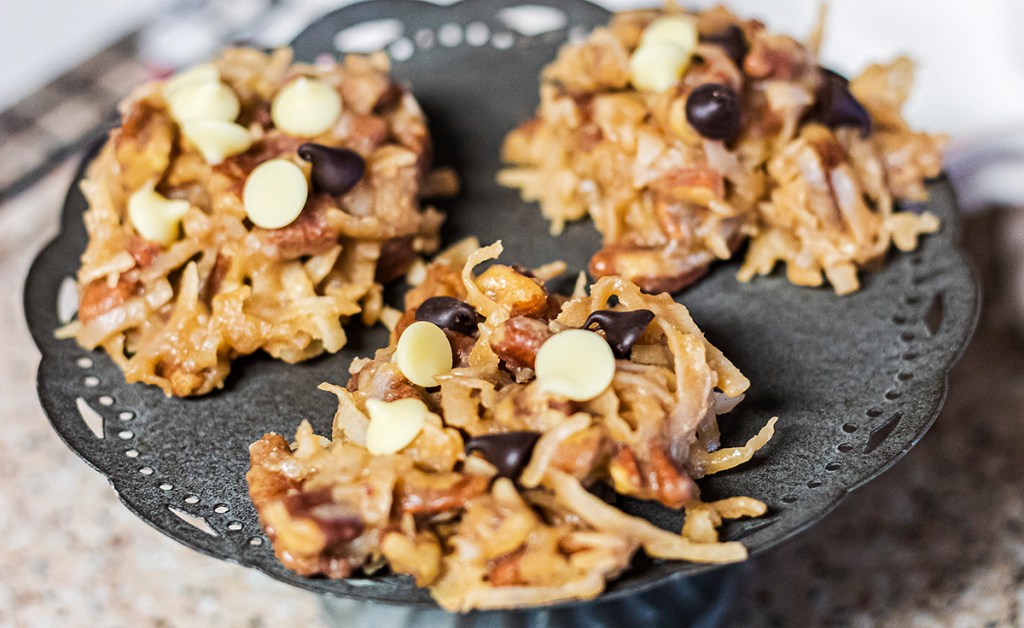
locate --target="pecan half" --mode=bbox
[608,442,696,509]
[490,316,552,372]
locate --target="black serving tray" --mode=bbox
[25,0,978,611]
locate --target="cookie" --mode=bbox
[247,241,776,611]
[499,7,944,295]
[71,48,452,396]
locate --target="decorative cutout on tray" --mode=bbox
[333,18,404,53]
[865,412,904,454]
[57,276,78,323]
[497,5,567,36]
[75,396,104,439]
[925,292,945,336]
[168,507,219,537]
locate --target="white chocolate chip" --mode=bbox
[535,329,616,401]
[163,64,220,97]
[181,120,253,164]
[395,321,453,387]
[242,159,309,229]
[365,398,428,455]
[271,77,342,137]
[629,41,691,92]
[127,182,190,246]
[640,15,699,50]
[629,16,699,93]
[165,79,241,124]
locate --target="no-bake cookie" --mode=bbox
[67,48,452,396]
[248,241,775,611]
[500,7,944,294]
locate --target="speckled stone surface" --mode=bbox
[4,164,1022,626]
[3,166,324,628]
[725,209,1024,627]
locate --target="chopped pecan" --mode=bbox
[549,426,608,482]
[651,166,726,208]
[577,124,603,152]
[803,124,847,169]
[282,488,365,548]
[247,436,366,579]
[203,253,233,302]
[217,133,304,181]
[396,471,490,515]
[246,433,297,503]
[389,95,431,162]
[589,245,713,294]
[78,277,137,323]
[743,33,810,81]
[340,113,390,156]
[608,442,696,509]
[373,81,405,114]
[375,235,416,283]
[488,548,525,586]
[608,444,642,495]
[645,444,696,509]
[633,267,711,295]
[394,309,418,342]
[346,360,421,401]
[340,55,392,115]
[114,99,175,190]
[126,236,162,268]
[254,196,337,260]
[489,316,552,372]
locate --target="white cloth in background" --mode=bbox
[642,0,1024,210]
[4,0,1021,208]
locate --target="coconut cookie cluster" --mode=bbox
[500,7,945,294]
[247,242,776,611]
[68,48,454,396]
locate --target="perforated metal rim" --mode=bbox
[25,0,979,609]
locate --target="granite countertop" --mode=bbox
[3,165,1023,626]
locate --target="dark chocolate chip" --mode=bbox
[583,309,656,359]
[700,24,748,66]
[415,296,482,336]
[297,143,365,196]
[811,68,872,137]
[464,432,541,479]
[685,83,741,142]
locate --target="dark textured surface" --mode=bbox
[24,0,978,610]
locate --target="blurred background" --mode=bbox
[3,1,1023,625]
[4,0,1024,208]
